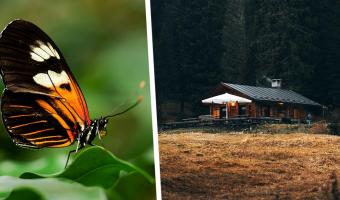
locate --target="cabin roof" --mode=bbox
[222,83,321,106]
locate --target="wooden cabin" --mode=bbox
[202,82,321,120]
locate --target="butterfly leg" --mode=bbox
[64,145,86,168]
[64,133,84,168]
[65,149,76,168]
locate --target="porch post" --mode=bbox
[226,102,228,119]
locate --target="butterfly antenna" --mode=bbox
[104,81,145,119]
[104,96,143,119]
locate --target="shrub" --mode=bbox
[308,120,330,134]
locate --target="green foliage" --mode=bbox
[21,147,154,187]
[0,147,153,200]
[0,177,106,200]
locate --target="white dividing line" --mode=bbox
[144,0,162,199]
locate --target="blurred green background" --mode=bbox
[0,0,155,199]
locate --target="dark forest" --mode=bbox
[151,0,340,122]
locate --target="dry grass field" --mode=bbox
[159,131,340,199]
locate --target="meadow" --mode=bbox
[159,131,340,199]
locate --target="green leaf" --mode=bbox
[0,153,65,177]
[5,188,43,200]
[0,176,106,200]
[20,146,154,188]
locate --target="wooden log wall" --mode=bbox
[209,102,308,120]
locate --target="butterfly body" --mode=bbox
[0,19,108,150]
[77,118,108,150]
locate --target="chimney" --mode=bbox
[271,79,282,88]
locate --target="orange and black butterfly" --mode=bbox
[0,20,139,163]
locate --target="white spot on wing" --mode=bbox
[30,52,44,62]
[47,42,60,59]
[33,70,70,88]
[37,41,55,57]
[48,70,69,86]
[31,46,50,60]
[30,40,60,62]
[33,73,51,87]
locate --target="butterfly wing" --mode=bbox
[1,90,75,148]
[0,20,90,148]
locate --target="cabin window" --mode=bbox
[220,107,226,119]
[239,105,247,116]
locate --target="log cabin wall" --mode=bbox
[209,102,309,120]
[293,106,305,119]
[249,103,256,117]
[270,106,278,117]
[299,107,307,119]
[248,102,307,120]
[256,104,262,117]
[245,104,250,116]
[270,106,274,117]
[288,106,294,118]
[293,107,299,119]
[283,104,306,120]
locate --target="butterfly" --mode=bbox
[0,20,140,165]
